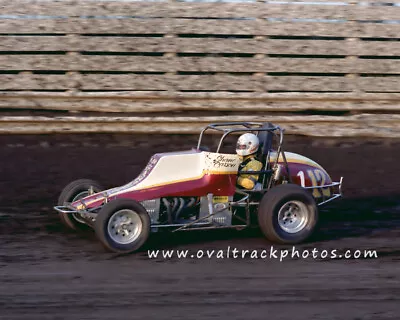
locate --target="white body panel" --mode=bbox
[106,150,240,196]
[135,151,204,190]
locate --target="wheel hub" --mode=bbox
[277,200,309,234]
[71,191,90,224]
[107,209,143,244]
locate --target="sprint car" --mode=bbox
[54,122,343,253]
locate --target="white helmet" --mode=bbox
[236,133,259,156]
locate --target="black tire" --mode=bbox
[258,184,318,244]
[94,199,150,253]
[57,179,103,230]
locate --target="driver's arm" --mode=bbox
[237,160,263,189]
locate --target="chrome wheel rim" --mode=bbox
[107,209,143,245]
[277,200,309,234]
[71,191,89,224]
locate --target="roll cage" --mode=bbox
[197,122,292,191]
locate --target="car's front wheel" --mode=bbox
[57,179,103,230]
[94,199,150,253]
[258,184,318,244]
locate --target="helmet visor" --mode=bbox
[236,143,248,150]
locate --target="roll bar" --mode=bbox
[196,122,284,153]
[196,121,291,184]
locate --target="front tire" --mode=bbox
[57,179,103,230]
[94,199,150,253]
[258,184,318,244]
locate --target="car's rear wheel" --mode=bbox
[258,184,318,244]
[94,199,150,253]
[57,179,103,230]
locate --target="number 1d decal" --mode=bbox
[297,170,306,188]
[297,169,331,198]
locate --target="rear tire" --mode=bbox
[258,184,318,244]
[94,199,150,253]
[57,179,103,230]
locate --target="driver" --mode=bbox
[236,133,263,190]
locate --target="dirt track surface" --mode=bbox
[1,134,400,319]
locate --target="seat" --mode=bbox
[255,122,275,189]
[256,122,274,162]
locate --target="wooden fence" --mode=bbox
[1,0,400,136]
